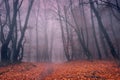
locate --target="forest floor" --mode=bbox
[0,60,120,80]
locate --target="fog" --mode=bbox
[0,0,120,63]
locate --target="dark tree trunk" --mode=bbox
[13,0,34,62]
[1,43,9,62]
[1,0,18,63]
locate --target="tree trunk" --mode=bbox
[70,0,92,59]
[1,0,18,63]
[90,7,102,59]
[1,43,9,62]
[56,0,71,61]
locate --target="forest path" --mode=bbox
[39,64,54,80]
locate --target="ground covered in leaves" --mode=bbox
[0,60,120,80]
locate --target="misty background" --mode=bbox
[0,0,120,63]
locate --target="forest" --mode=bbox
[0,0,120,80]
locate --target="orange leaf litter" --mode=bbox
[0,60,120,80]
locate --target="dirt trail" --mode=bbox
[39,64,53,80]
